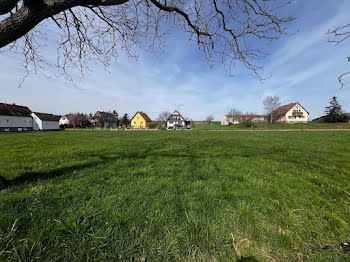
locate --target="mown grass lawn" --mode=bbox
[195,121,350,130]
[0,130,349,261]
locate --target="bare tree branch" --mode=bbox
[0,0,295,83]
[327,24,350,88]
[327,24,350,45]
[338,71,350,89]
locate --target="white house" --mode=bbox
[0,103,33,132]
[167,109,191,129]
[221,114,266,125]
[273,102,309,123]
[59,115,70,126]
[31,112,61,131]
[221,115,240,125]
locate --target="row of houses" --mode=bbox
[221,102,309,125]
[59,109,191,130]
[0,103,61,132]
[0,101,309,132]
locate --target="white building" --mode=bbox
[0,103,33,132]
[221,115,240,125]
[31,112,61,131]
[59,115,70,126]
[167,109,191,129]
[273,102,309,123]
[221,114,266,125]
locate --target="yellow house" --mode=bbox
[130,111,152,128]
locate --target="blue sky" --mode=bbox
[1,0,350,120]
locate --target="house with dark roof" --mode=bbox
[0,103,34,132]
[167,109,191,130]
[272,102,309,123]
[91,111,118,128]
[130,111,152,128]
[31,112,61,131]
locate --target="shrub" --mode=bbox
[147,122,158,129]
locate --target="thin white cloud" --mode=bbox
[1,0,350,121]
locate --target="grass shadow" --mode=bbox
[8,160,101,187]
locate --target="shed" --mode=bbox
[32,112,61,131]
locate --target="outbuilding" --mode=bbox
[0,103,33,132]
[31,112,61,131]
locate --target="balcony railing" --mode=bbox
[292,112,303,116]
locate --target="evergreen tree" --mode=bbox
[120,114,130,126]
[324,96,349,123]
[113,110,119,121]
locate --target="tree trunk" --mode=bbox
[0,0,18,15]
[0,0,129,48]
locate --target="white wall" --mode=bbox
[59,116,69,125]
[31,113,59,130]
[221,116,239,125]
[42,121,60,130]
[31,113,43,130]
[221,116,229,125]
[0,115,33,129]
[285,103,309,123]
[167,120,185,129]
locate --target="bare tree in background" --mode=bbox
[327,24,350,88]
[156,111,171,128]
[226,108,241,124]
[205,115,214,124]
[157,111,171,122]
[0,0,294,82]
[263,95,280,123]
[227,108,242,117]
[71,113,90,127]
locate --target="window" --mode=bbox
[288,116,292,119]
[137,117,140,120]
[169,121,173,124]
[134,121,136,124]
[141,122,143,124]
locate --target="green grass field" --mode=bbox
[194,121,350,130]
[0,130,349,261]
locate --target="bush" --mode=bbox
[191,121,195,128]
[147,122,158,129]
[240,118,253,127]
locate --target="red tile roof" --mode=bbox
[169,109,186,120]
[0,103,32,117]
[274,103,297,116]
